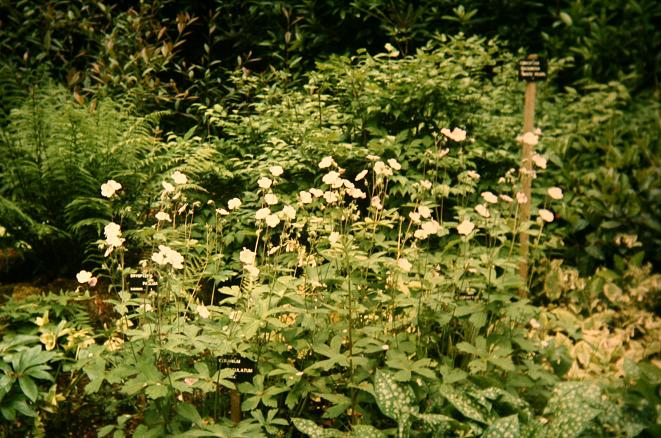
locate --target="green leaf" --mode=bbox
[18,376,38,402]
[482,415,519,438]
[176,403,202,426]
[374,369,416,424]
[292,418,330,438]
[439,385,488,424]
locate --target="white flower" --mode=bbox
[319,156,335,169]
[532,154,547,169]
[366,154,380,161]
[104,222,125,253]
[197,304,210,319]
[421,220,440,235]
[418,205,432,219]
[245,264,260,278]
[151,245,184,269]
[269,165,284,177]
[397,258,412,272]
[500,194,513,203]
[76,270,93,284]
[355,169,368,181]
[373,161,393,176]
[282,205,296,220]
[162,181,175,193]
[441,127,467,142]
[322,171,342,188]
[265,214,280,228]
[419,179,432,190]
[216,208,229,215]
[172,171,188,185]
[371,196,383,210]
[387,158,401,171]
[347,188,366,199]
[409,211,421,224]
[414,229,428,240]
[265,193,279,205]
[256,207,271,220]
[155,211,172,222]
[239,248,256,265]
[257,177,273,189]
[516,192,528,204]
[100,179,122,198]
[328,232,340,244]
[475,204,490,218]
[299,191,313,204]
[228,198,242,210]
[481,191,498,204]
[466,170,480,180]
[309,188,324,198]
[457,219,475,236]
[547,187,563,200]
[323,191,338,204]
[539,209,554,223]
[521,132,539,146]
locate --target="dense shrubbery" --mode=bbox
[1,2,659,437]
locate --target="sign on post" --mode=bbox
[218,354,256,424]
[517,55,546,296]
[128,273,159,293]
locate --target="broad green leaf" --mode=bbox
[18,376,38,402]
[482,415,519,438]
[374,369,416,422]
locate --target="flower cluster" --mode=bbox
[151,245,184,269]
[101,179,122,198]
[103,222,125,256]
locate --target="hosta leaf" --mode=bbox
[374,369,416,422]
[482,414,519,438]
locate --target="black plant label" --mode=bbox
[519,56,547,81]
[128,273,158,293]
[218,354,256,382]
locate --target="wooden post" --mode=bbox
[518,80,536,295]
[230,388,241,424]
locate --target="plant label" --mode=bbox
[218,354,256,382]
[128,273,158,293]
[518,56,547,81]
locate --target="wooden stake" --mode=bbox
[230,388,241,424]
[518,80,537,296]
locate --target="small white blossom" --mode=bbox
[373,161,393,176]
[418,205,432,219]
[500,194,513,203]
[539,209,554,222]
[258,177,273,189]
[419,179,432,190]
[347,187,366,199]
[323,191,338,204]
[265,193,279,205]
[322,171,341,187]
[516,192,528,204]
[318,156,335,169]
[466,170,480,180]
[282,205,296,220]
[328,232,340,244]
[520,132,539,146]
[387,158,401,171]
[421,220,440,235]
[371,196,383,210]
[255,208,270,220]
[172,171,188,185]
[269,165,284,177]
[440,127,467,142]
[155,211,171,222]
[161,181,175,194]
[475,204,490,218]
[216,208,229,215]
[547,187,563,200]
[532,154,547,169]
[228,198,242,210]
[309,188,324,198]
[76,270,93,284]
[265,214,280,228]
[457,219,475,236]
[481,191,498,204]
[245,264,260,278]
[100,180,122,198]
[409,211,421,224]
[239,248,256,265]
[299,191,313,204]
[355,169,368,181]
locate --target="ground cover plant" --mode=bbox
[1,6,660,438]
